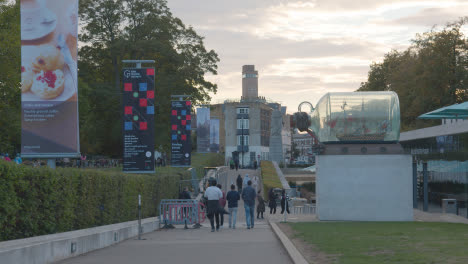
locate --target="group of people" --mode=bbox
[0,153,22,164]
[203,174,292,232]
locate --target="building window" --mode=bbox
[236,108,249,114]
[242,74,258,78]
[237,119,249,129]
[237,135,249,146]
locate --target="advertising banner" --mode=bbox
[122,68,155,173]
[21,0,80,157]
[196,107,210,153]
[209,119,220,153]
[171,101,192,166]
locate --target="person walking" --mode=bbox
[217,184,227,228]
[268,188,277,214]
[280,189,290,214]
[226,184,240,229]
[252,176,259,193]
[242,180,256,229]
[236,174,243,194]
[235,159,239,171]
[257,190,265,219]
[178,187,191,199]
[243,174,251,188]
[204,179,223,232]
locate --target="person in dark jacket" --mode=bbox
[257,190,265,219]
[226,184,240,229]
[242,180,256,229]
[178,187,191,199]
[280,189,290,214]
[268,188,277,214]
[236,174,243,194]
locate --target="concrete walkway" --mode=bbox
[59,169,292,264]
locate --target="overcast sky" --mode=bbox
[167,0,468,113]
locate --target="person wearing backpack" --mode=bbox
[226,184,240,229]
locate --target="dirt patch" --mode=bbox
[278,223,337,264]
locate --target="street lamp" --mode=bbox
[241,116,244,169]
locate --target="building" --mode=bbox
[224,100,272,167]
[399,110,468,218]
[242,65,258,100]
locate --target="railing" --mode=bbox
[159,199,205,229]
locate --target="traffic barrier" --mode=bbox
[159,199,205,229]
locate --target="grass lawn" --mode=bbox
[289,222,468,264]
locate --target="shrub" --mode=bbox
[0,160,188,241]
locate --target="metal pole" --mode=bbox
[423,162,428,212]
[138,194,142,240]
[413,162,417,209]
[241,117,244,169]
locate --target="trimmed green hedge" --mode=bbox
[260,161,283,200]
[0,160,188,241]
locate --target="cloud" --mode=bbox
[167,0,468,113]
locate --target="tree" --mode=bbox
[77,0,219,156]
[358,17,468,131]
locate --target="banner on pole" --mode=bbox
[20,0,80,157]
[196,107,210,153]
[122,68,155,173]
[210,119,220,153]
[171,101,192,166]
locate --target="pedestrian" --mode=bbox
[252,176,259,193]
[14,154,22,165]
[254,160,258,170]
[230,159,234,170]
[236,174,243,194]
[242,180,256,229]
[204,179,223,232]
[226,184,240,229]
[4,153,11,162]
[235,159,239,171]
[179,186,191,199]
[243,174,251,187]
[280,189,290,214]
[257,190,265,219]
[217,184,227,228]
[268,188,277,214]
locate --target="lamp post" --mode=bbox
[241,116,244,169]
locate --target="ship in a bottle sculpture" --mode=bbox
[294,91,400,144]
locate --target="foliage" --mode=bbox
[289,222,468,264]
[301,182,315,193]
[0,160,189,241]
[358,17,468,131]
[260,161,282,199]
[0,1,20,155]
[78,0,219,156]
[0,0,219,157]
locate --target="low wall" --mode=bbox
[317,154,414,221]
[0,218,159,264]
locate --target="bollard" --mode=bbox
[138,194,142,240]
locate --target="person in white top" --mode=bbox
[204,179,223,232]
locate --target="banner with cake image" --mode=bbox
[21,0,80,157]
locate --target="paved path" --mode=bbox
[59,169,292,264]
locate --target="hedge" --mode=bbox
[260,161,283,200]
[0,160,189,241]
